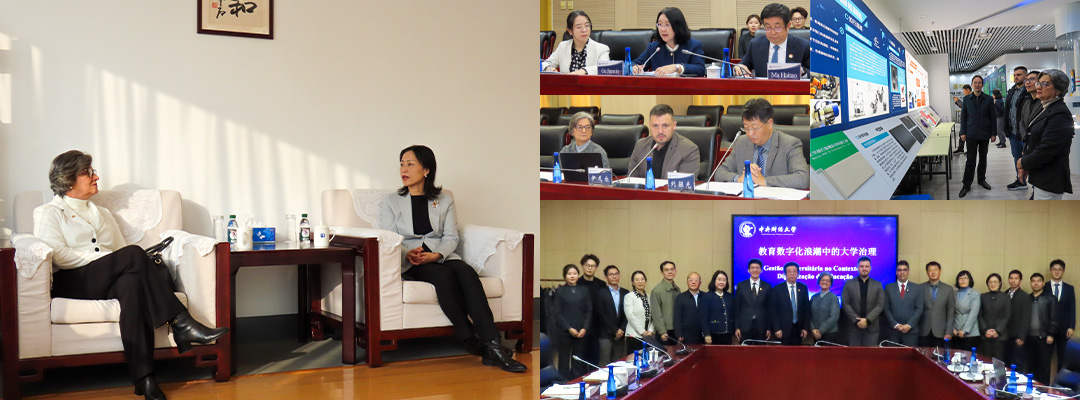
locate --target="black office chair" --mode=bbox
[792,114,811,127]
[1054,338,1080,393]
[676,126,719,181]
[672,115,709,127]
[788,28,810,42]
[772,105,811,125]
[690,29,735,64]
[540,31,557,59]
[540,107,567,125]
[567,106,600,119]
[687,105,724,128]
[775,124,811,163]
[726,104,745,117]
[598,30,655,64]
[720,114,743,145]
[541,126,568,169]
[555,114,574,127]
[540,114,549,126]
[599,114,644,125]
[591,124,643,176]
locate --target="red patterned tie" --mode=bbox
[900,283,905,299]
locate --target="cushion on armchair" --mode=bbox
[51,293,189,324]
[402,278,504,304]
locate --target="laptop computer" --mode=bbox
[559,152,605,182]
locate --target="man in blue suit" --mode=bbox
[770,262,811,345]
[733,3,811,78]
[1048,259,1076,372]
[883,260,924,347]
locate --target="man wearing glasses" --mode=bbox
[627,104,700,178]
[711,98,810,189]
[733,3,811,78]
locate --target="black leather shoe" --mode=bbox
[171,311,228,354]
[959,186,970,198]
[463,336,485,357]
[134,375,167,400]
[482,339,528,373]
[979,181,992,190]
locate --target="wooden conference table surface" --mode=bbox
[540,73,810,95]
[552,344,1068,399]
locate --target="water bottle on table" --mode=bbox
[645,157,655,190]
[623,47,632,76]
[553,152,563,183]
[742,160,755,198]
[606,365,616,399]
[227,215,238,244]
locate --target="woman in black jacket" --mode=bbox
[701,270,735,345]
[978,273,1010,362]
[553,264,592,379]
[1018,69,1076,200]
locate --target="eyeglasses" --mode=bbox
[1036,82,1052,87]
[1025,77,1037,82]
[82,167,97,177]
[574,23,591,31]
[762,25,786,32]
[573,125,593,131]
[656,23,672,29]
[791,17,805,22]
[743,124,766,133]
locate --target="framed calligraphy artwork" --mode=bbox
[197,0,273,39]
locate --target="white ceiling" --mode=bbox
[876,0,1074,32]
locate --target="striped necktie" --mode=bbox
[771,45,779,63]
[755,146,767,174]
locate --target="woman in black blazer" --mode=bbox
[701,270,736,345]
[1018,69,1075,199]
[553,264,593,379]
[630,7,706,76]
[979,273,1011,362]
[738,14,761,59]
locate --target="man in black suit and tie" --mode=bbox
[883,260,924,347]
[673,272,706,345]
[735,258,772,343]
[595,265,630,366]
[1005,269,1032,371]
[733,3,811,78]
[1048,259,1075,372]
[770,262,811,345]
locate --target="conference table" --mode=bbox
[540,73,810,95]
[549,344,1070,399]
[541,181,751,200]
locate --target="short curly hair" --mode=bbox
[49,150,93,197]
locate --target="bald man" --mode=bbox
[673,272,706,345]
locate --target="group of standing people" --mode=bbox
[549,254,1075,386]
[955,66,1075,199]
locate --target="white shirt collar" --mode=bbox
[665,43,679,53]
[898,280,909,286]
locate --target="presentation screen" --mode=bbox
[731,215,899,297]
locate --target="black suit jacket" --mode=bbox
[770,282,811,333]
[960,92,999,141]
[739,34,811,78]
[1006,289,1032,339]
[1021,99,1075,194]
[673,291,705,343]
[594,285,630,338]
[1051,281,1076,334]
[734,280,772,331]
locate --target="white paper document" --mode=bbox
[614,177,667,187]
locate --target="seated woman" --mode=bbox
[1018,69,1074,200]
[738,14,761,59]
[701,270,735,345]
[378,145,527,373]
[34,150,227,400]
[542,10,611,75]
[631,7,706,76]
[559,112,610,169]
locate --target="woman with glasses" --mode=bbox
[559,112,610,168]
[810,272,841,345]
[952,270,981,352]
[630,7,705,77]
[543,10,610,75]
[701,270,735,345]
[34,150,228,400]
[738,14,761,59]
[1018,69,1075,200]
[979,273,1010,362]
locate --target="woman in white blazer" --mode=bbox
[34,151,227,400]
[542,10,610,75]
[377,145,526,373]
[624,270,658,353]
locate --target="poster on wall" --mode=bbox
[197,0,274,39]
[906,55,928,110]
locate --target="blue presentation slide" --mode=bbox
[732,215,899,298]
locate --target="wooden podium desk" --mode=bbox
[540,73,810,95]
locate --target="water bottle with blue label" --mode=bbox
[624,47,632,76]
[742,160,754,198]
[606,365,616,399]
[722,48,732,78]
[645,157,655,190]
[553,152,562,183]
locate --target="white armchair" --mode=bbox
[1,190,231,400]
[318,189,533,367]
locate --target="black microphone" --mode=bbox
[680,49,753,78]
[635,47,661,74]
[540,167,587,172]
[671,337,692,355]
[698,129,744,196]
[614,143,659,189]
[629,336,675,367]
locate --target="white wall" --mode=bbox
[0,1,539,316]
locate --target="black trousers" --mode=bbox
[981,339,1005,364]
[709,333,734,345]
[777,324,804,346]
[741,319,767,343]
[52,245,185,382]
[555,334,586,379]
[1005,337,1027,372]
[962,139,991,186]
[1025,335,1054,384]
[1053,332,1070,372]
[919,334,946,349]
[404,260,498,343]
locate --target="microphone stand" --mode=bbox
[634,47,661,75]
[697,129,744,196]
[813,340,848,347]
[741,339,782,346]
[572,356,629,396]
[630,336,675,367]
[878,340,910,348]
[680,49,754,78]
[614,144,658,189]
[671,337,692,355]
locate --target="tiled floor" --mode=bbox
[915,140,1080,200]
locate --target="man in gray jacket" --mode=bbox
[842,257,886,346]
[920,261,955,348]
[711,98,810,189]
[883,260,923,346]
[627,104,700,179]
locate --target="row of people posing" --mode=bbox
[543,4,810,78]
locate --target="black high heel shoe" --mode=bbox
[134,374,167,400]
[170,311,228,354]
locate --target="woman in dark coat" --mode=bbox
[979,273,1011,361]
[1018,69,1076,200]
[701,270,736,345]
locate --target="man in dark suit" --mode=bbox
[770,262,811,345]
[733,3,810,78]
[734,258,772,343]
[959,75,998,197]
[1005,269,1032,371]
[673,272,706,345]
[883,260,924,346]
[1048,259,1075,372]
[842,256,886,346]
[595,265,630,366]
